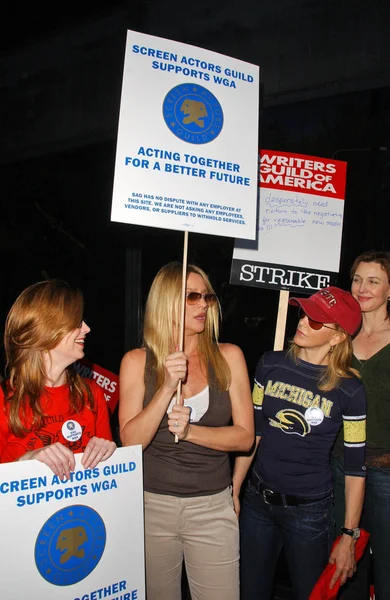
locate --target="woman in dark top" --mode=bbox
[233,286,366,600]
[332,250,390,600]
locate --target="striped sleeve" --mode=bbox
[342,384,367,477]
[253,355,266,435]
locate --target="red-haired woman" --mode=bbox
[0,280,116,477]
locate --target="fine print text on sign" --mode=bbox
[231,150,347,293]
[111,30,260,240]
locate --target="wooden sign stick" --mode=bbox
[273,289,290,351]
[175,230,189,443]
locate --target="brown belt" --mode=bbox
[368,454,390,468]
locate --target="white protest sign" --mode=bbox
[111,30,259,240]
[0,446,144,600]
[231,150,347,293]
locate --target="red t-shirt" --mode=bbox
[0,379,113,462]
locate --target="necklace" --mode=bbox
[361,320,389,338]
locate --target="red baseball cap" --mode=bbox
[289,286,362,336]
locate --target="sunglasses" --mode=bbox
[298,308,336,331]
[186,292,217,306]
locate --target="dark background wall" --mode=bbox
[1,0,390,381]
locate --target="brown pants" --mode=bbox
[144,487,239,600]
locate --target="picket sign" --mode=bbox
[74,358,119,414]
[111,31,259,240]
[273,290,290,350]
[110,30,260,443]
[175,230,189,443]
[0,446,145,599]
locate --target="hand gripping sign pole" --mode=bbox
[273,290,290,351]
[175,230,189,443]
[110,30,259,439]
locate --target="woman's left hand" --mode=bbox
[328,535,357,589]
[81,437,117,469]
[168,404,191,440]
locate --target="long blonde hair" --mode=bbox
[142,262,231,391]
[289,325,359,391]
[3,280,94,436]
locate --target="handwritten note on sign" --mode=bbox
[231,150,347,293]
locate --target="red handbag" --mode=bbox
[309,529,370,600]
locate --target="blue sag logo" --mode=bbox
[163,83,224,144]
[35,504,106,586]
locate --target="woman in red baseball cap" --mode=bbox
[233,286,367,600]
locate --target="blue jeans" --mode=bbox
[239,480,333,600]
[331,455,390,600]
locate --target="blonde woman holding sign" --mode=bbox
[119,261,254,600]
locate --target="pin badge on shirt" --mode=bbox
[304,407,324,427]
[61,419,83,442]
